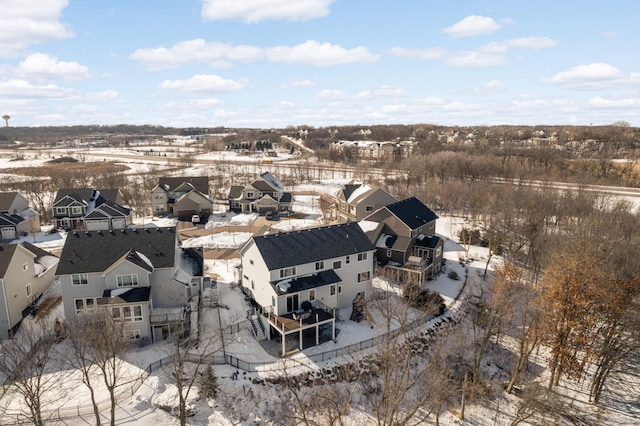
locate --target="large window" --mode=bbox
[72,273,88,286]
[117,274,139,287]
[280,267,296,278]
[357,252,368,262]
[112,305,143,322]
[55,207,67,215]
[71,206,83,215]
[315,261,324,271]
[358,271,371,282]
[333,260,342,270]
[74,298,98,315]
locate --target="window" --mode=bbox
[251,280,255,289]
[133,305,143,321]
[272,296,276,307]
[315,261,324,271]
[330,285,336,296]
[345,256,351,264]
[154,193,164,199]
[71,206,83,215]
[72,273,88,286]
[112,305,143,322]
[125,330,141,340]
[280,267,296,278]
[309,289,315,301]
[246,192,255,199]
[386,249,392,258]
[22,262,28,272]
[358,253,368,262]
[338,285,342,294]
[250,259,254,265]
[155,205,165,212]
[117,274,139,287]
[74,298,98,315]
[365,205,374,212]
[26,282,32,297]
[358,271,371,282]
[333,260,342,270]
[435,247,442,258]
[55,207,67,215]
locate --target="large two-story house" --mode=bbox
[228,171,292,215]
[240,221,375,355]
[52,188,131,231]
[0,192,41,240]
[335,183,398,223]
[363,197,444,284]
[0,242,59,339]
[55,227,203,343]
[151,176,212,219]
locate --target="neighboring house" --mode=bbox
[0,192,41,240]
[55,227,203,343]
[363,196,444,284]
[0,242,59,339]
[240,222,375,355]
[52,188,131,231]
[151,176,212,219]
[228,171,292,215]
[335,183,398,223]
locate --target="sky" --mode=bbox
[1,0,639,129]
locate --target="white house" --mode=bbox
[240,222,375,355]
[55,227,203,343]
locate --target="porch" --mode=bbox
[383,255,433,286]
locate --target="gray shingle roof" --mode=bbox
[249,222,374,270]
[53,188,119,206]
[100,287,151,304]
[0,212,22,226]
[0,244,19,278]
[158,176,208,194]
[385,197,438,230]
[273,269,341,295]
[0,192,19,212]
[341,184,362,201]
[228,186,243,199]
[56,227,176,275]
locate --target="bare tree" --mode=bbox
[0,321,58,426]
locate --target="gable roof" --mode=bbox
[56,227,177,275]
[0,212,23,226]
[0,192,20,212]
[228,185,244,199]
[0,244,19,278]
[158,176,208,194]
[247,222,374,270]
[53,188,120,206]
[384,197,438,230]
[258,171,284,192]
[20,242,57,261]
[340,184,363,202]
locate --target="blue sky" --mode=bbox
[1,0,639,128]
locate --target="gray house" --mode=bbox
[55,227,203,343]
[0,192,41,240]
[52,188,131,231]
[228,171,292,215]
[335,183,398,223]
[0,242,59,339]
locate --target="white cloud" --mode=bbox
[588,96,640,108]
[543,63,640,89]
[0,0,73,57]
[442,16,501,38]
[282,79,316,88]
[504,37,558,50]
[386,47,446,60]
[280,100,295,108]
[415,96,446,105]
[446,51,505,68]
[355,86,406,99]
[470,79,507,94]
[315,89,347,100]
[130,39,263,70]
[267,40,378,66]
[158,74,249,92]
[86,90,119,100]
[0,79,73,98]
[17,53,91,81]
[201,0,333,23]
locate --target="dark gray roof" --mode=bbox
[251,180,276,192]
[0,212,22,226]
[273,270,341,295]
[385,197,438,230]
[249,222,374,270]
[228,186,243,199]
[56,227,176,275]
[84,202,130,219]
[21,242,57,261]
[280,192,292,203]
[415,234,441,249]
[0,244,18,278]
[53,188,120,206]
[0,192,19,212]
[159,176,208,194]
[100,287,151,304]
[341,184,362,201]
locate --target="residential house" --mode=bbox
[240,222,375,355]
[151,176,212,219]
[0,242,59,339]
[52,188,131,231]
[228,171,292,215]
[363,197,444,284]
[335,183,398,223]
[0,192,41,240]
[55,227,203,343]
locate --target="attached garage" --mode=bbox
[112,218,126,229]
[1,227,15,240]
[85,220,109,231]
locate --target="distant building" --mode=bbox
[52,188,131,231]
[0,192,41,240]
[151,176,212,219]
[228,171,292,215]
[334,182,398,223]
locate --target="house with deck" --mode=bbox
[228,171,292,215]
[52,188,131,231]
[363,197,444,285]
[0,242,59,339]
[240,221,375,355]
[335,183,398,223]
[151,176,212,219]
[55,227,203,343]
[0,192,41,240]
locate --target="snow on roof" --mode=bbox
[109,288,130,298]
[276,280,291,292]
[358,220,379,233]
[135,251,154,270]
[260,172,284,192]
[347,184,372,203]
[376,233,392,249]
